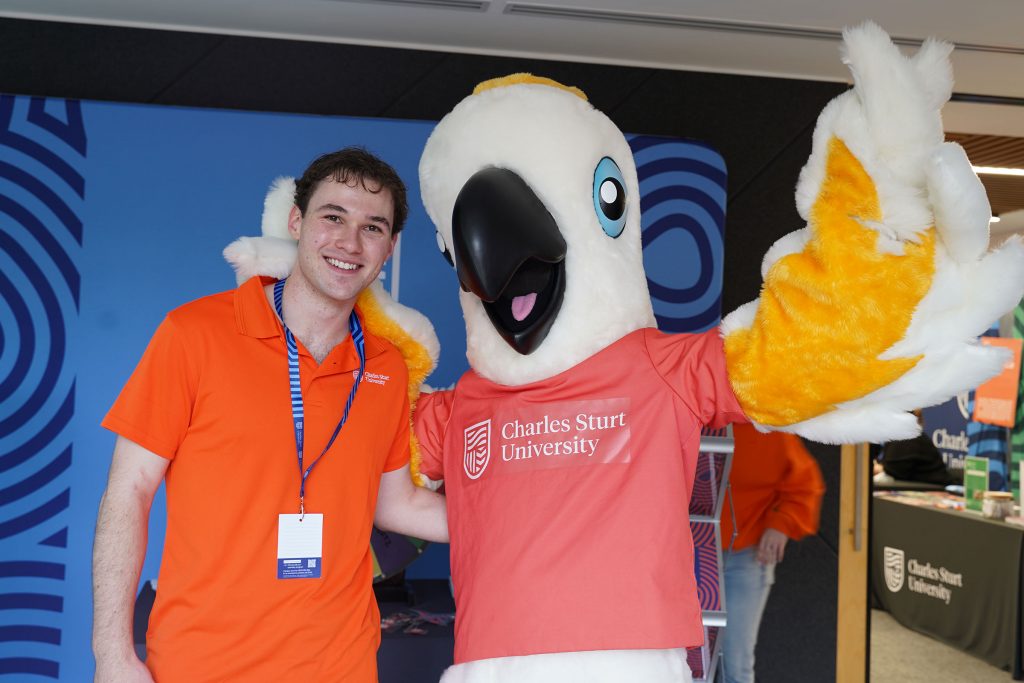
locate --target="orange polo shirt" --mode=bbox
[721,423,825,552]
[103,276,409,682]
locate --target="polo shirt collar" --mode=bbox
[234,276,282,339]
[233,275,388,361]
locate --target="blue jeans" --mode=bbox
[718,547,775,683]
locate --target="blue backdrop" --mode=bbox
[0,94,725,679]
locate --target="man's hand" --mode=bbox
[95,653,154,683]
[756,528,788,566]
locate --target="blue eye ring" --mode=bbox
[593,156,627,238]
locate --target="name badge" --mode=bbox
[277,514,323,579]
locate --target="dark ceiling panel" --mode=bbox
[612,69,845,199]
[719,123,813,314]
[152,34,447,116]
[0,18,225,103]
[379,52,655,121]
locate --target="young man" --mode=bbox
[92,148,447,682]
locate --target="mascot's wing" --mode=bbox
[357,281,441,487]
[223,178,441,485]
[721,22,1024,444]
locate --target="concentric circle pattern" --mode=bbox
[691,521,721,612]
[629,135,727,333]
[0,95,85,679]
[690,450,727,518]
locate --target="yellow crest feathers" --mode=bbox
[473,73,588,101]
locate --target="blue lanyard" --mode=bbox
[273,279,365,516]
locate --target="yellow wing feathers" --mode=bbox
[724,137,935,426]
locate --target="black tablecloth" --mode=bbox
[871,495,1024,678]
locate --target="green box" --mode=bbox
[964,456,990,513]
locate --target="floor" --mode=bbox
[870,609,1012,682]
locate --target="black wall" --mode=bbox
[0,17,845,681]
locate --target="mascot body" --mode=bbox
[413,332,739,681]
[414,23,1024,683]
[227,23,1024,683]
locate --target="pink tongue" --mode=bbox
[511,292,538,322]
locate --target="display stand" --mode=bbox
[686,425,734,682]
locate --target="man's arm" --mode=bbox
[375,465,448,543]
[92,437,170,682]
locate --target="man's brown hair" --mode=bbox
[294,147,409,236]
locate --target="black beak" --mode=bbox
[452,167,567,355]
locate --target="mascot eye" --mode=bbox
[436,230,455,267]
[593,156,626,238]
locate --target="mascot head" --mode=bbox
[419,74,655,386]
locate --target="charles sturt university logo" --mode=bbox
[884,546,905,593]
[463,419,491,480]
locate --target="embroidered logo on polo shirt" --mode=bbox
[353,370,390,386]
[463,419,492,480]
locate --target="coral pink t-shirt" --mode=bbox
[415,327,745,664]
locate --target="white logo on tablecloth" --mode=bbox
[884,546,905,593]
[463,419,491,480]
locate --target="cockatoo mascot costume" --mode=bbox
[226,23,1024,683]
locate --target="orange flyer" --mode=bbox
[973,336,1023,427]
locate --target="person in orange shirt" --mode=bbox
[718,423,825,683]
[91,148,448,682]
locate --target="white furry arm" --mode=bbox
[721,22,1024,445]
[927,142,991,262]
[375,464,449,543]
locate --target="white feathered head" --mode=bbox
[419,75,655,386]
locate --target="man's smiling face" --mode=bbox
[288,178,396,310]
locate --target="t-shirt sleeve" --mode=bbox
[646,327,747,429]
[413,389,455,481]
[101,314,197,459]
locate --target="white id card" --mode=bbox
[277,514,323,579]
